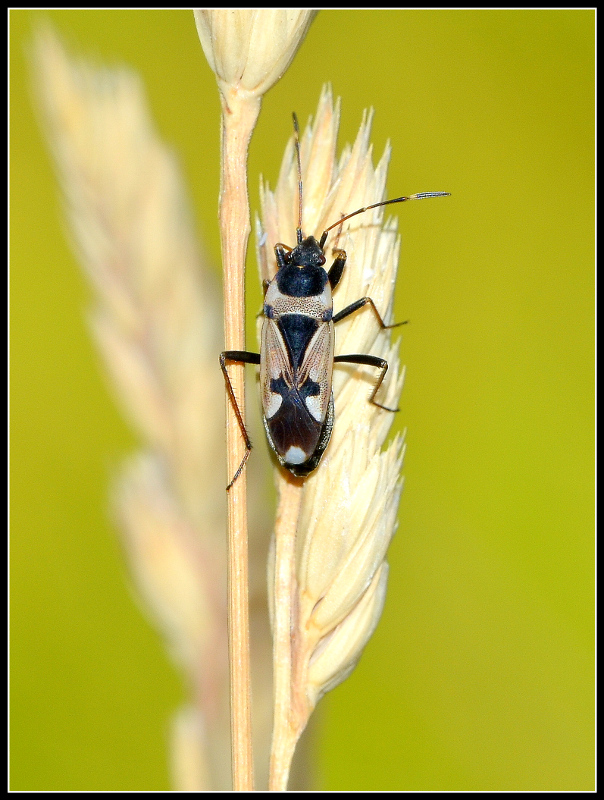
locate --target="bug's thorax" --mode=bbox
[264,233,333,320]
[264,272,333,319]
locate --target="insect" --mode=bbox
[220,114,449,489]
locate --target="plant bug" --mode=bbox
[221,114,449,489]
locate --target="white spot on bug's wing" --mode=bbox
[305,393,324,422]
[259,230,267,247]
[265,391,282,418]
[285,446,308,465]
[270,362,283,380]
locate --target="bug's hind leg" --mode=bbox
[220,350,261,490]
[333,353,399,412]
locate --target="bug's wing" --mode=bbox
[260,318,334,466]
[260,317,296,420]
[296,320,334,424]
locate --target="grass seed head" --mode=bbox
[261,87,406,715]
[194,9,316,99]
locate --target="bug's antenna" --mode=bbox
[292,113,304,244]
[319,191,451,249]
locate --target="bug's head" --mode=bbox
[289,234,326,269]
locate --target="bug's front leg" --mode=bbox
[219,350,261,490]
[327,248,347,289]
[333,353,399,412]
[274,243,292,270]
[332,296,409,329]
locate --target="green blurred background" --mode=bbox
[10,9,594,791]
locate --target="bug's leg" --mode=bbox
[325,213,348,288]
[333,353,399,412]
[219,350,261,490]
[274,243,292,270]
[332,296,409,329]
[327,248,347,290]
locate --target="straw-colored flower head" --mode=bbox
[194,9,316,98]
[259,86,406,717]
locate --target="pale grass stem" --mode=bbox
[218,87,260,791]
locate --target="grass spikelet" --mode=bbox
[259,86,406,790]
